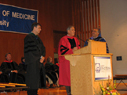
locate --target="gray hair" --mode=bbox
[67,25,74,31]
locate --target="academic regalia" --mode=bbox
[1,60,23,83]
[54,65,59,77]
[84,34,109,53]
[45,62,58,84]
[18,62,27,83]
[24,33,46,89]
[40,63,47,88]
[45,62,55,72]
[58,35,80,86]
[19,62,27,72]
[0,66,9,83]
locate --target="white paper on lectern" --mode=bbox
[94,56,112,81]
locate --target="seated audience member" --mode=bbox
[1,53,24,83]
[45,56,58,87]
[0,66,9,83]
[40,60,46,88]
[18,57,27,83]
[19,57,27,72]
[54,58,59,76]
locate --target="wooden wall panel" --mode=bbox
[53,31,67,53]
[72,0,101,47]
[0,0,72,64]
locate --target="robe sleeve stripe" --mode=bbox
[24,49,37,53]
[24,44,37,49]
[24,41,35,46]
[24,36,38,54]
[60,45,68,49]
[25,40,35,44]
[24,43,38,53]
[60,49,65,52]
[60,45,69,55]
[61,49,69,55]
[60,45,68,52]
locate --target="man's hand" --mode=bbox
[40,56,45,63]
[11,70,18,73]
[73,47,78,52]
[0,71,2,74]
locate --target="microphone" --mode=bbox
[77,35,86,42]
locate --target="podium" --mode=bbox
[64,40,113,95]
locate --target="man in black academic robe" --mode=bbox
[1,53,24,83]
[24,22,46,95]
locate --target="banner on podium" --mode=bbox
[94,56,112,81]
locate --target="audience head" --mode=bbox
[47,56,53,63]
[21,57,25,63]
[5,53,12,61]
[67,26,75,37]
[31,22,42,35]
[92,28,100,38]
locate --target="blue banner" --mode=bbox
[0,3,38,34]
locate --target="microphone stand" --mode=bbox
[77,35,86,42]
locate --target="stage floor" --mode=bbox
[0,85,127,95]
[0,86,67,95]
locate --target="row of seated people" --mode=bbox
[0,53,59,88]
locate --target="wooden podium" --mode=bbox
[64,40,113,95]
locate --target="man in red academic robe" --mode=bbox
[58,26,80,95]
